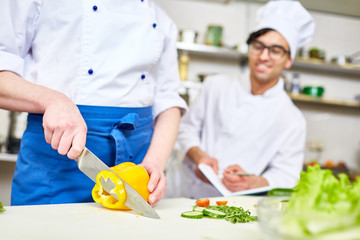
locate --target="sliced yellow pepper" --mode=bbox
[92,162,150,210]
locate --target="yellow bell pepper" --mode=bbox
[92,162,150,210]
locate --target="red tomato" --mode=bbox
[324,160,335,168]
[216,201,228,206]
[337,161,346,168]
[308,162,319,167]
[196,198,210,207]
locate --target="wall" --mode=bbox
[0,162,15,206]
[0,110,10,142]
[154,0,360,171]
[0,110,14,206]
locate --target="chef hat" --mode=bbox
[254,0,315,60]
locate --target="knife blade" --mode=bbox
[78,147,160,219]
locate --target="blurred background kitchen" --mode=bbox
[1,0,360,204]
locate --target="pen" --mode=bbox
[229,171,255,176]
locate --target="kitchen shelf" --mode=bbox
[179,79,360,109]
[177,42,360,110]
[0,153,17,162]
[289,94,360,109]
[176,42,245,61]
[179,80,203,90]
[292,58,360,78]
[176,42,360,78]
[179,81,360,109]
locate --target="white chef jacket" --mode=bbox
[177,74,306,198]
[0,0,186,117]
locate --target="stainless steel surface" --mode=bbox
[99,176,118,200]
[78,147,160,219]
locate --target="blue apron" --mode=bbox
[11,105,153,205]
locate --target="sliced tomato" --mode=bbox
[196,198,210,207]
[216,201,228,206]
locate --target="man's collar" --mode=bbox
[244,76,284,97]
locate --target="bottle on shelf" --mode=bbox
[282,73,291,92]
[290,72,301,95]
[205,25,223,47]
[178,52,190,81]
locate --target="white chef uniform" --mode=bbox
[0,0,188,205]
[172,0,314,199]
[0,0,186,116]
[177,75,306,198]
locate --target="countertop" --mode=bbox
[0,196,265,240]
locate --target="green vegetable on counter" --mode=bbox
[182,204,257,224]
[202,208,226,219]
[0,201,5,213]
[283,164,360,237]
[208,205,257,223]
[267,188,293,197]
[181,211,203,219]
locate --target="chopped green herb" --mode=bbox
[182,204,257,224]
[0,201,5,213]
[208,205,257,224]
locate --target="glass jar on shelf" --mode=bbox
[178,52,190,81]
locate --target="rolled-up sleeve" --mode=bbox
[0,0,41,76]
[152,9,187,118]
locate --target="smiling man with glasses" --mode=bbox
[246,28,293,95]
[250,40,290,60]
[171,1,316,199]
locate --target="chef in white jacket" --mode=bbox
[177,1,315,198]
[0,0,187,206]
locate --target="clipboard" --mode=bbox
[198,163,271,197]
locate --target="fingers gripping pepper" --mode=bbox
[92,162,150,210]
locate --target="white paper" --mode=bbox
[198,163,272,197]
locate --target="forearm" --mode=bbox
[187,146,219,177]
[142,107,181,171]
[186,146,208,165]
[0,70,68,113]
[0,70,87,159]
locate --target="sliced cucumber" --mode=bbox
[181,211,203,219]
[193,206,206,212]
[203,209,226,219]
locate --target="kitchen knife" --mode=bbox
[78,147,160,219]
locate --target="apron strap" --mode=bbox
[88,113,139,164]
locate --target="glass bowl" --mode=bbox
[257,197,360,240]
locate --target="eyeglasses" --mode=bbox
[249,40,290,60]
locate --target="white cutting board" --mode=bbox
[0,196,265,240]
